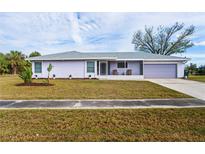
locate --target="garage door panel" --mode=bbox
[144,64,176,78]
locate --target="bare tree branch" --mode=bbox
[132,22,195,55]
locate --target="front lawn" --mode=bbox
[0,108,204,141]
[0,75,190,99]
[188,75,205,83]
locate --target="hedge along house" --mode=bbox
[27,51,189,80]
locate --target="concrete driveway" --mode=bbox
[148,79,205,100]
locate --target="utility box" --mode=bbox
[184,70,189,79]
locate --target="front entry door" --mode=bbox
[100,62,107,75]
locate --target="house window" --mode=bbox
[34,62,42,73]
[117,61,127,68]
[87,61,95,73]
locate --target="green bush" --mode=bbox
[19,67,33,84]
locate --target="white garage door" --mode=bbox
[144,64,177,78]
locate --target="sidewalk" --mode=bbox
[0,98,205,109]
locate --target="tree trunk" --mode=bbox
[47,72,50,84]
[13,66,17,74]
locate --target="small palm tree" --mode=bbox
[19,67,33,84]
[6,50,25,74]
[47,64,53,84]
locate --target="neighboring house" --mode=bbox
[27,51,189,79]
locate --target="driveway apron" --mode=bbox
[148,79,205,100]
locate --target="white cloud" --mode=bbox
[182,53,205,58]
[68,13,82,44]
[0,12,205,65]
[194,41,205,46]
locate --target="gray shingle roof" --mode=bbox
[27,51,189,61]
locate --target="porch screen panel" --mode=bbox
[97,61,99,75]
[117,61,127,68]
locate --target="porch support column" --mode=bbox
[99,61,101,76]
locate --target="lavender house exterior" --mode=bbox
[27,51,189,79]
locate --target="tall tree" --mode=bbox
[132,22,195,55]
[198,65,205,75]
[185,63,198,75]
[0,53,9,74]
[189,63,198,75]
[29,51,41,57]
[6,50,25,74]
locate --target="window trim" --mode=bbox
[87,61,95,73]
[34,62,42,73]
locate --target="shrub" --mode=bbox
[19,67,33,84]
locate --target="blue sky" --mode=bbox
[0,12,205,65]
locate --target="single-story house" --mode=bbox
[27,51,189,79]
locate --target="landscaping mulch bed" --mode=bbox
[16,83,54,86]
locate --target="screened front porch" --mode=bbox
[96,60,144,80]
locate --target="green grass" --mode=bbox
[188,75,205,83]
[0,108,204,141]
[0,75,190,100]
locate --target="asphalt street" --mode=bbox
[0,98,204,109]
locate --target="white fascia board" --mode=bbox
[117,59,188,61]
[29,57,117,61]
[144,61,179,64]
[29,58,189,62]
